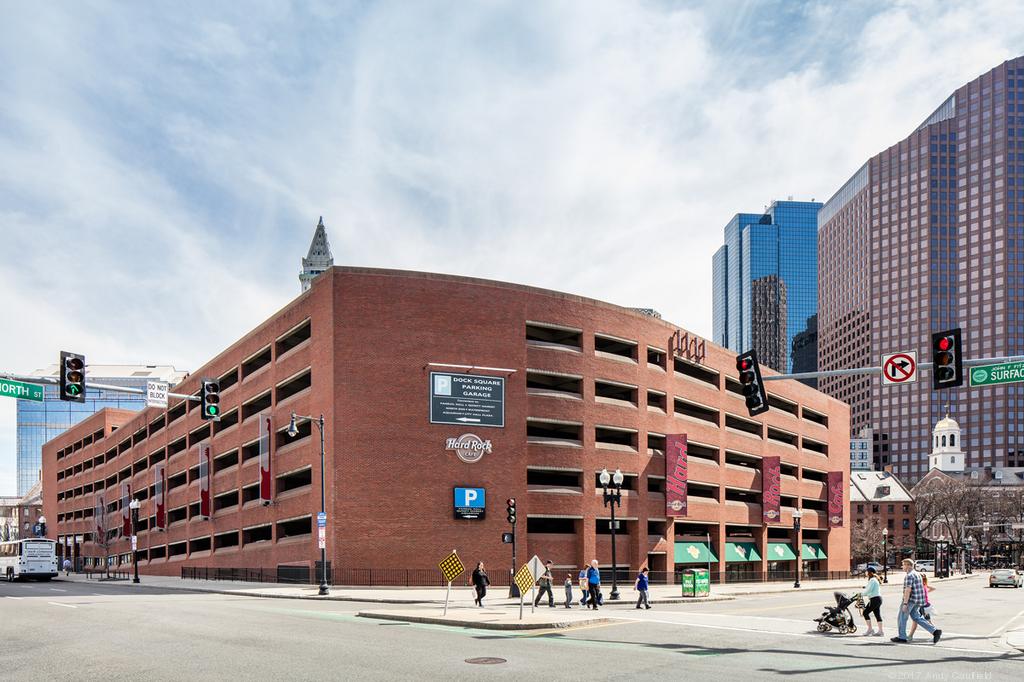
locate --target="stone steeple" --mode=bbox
[299,216,334,292]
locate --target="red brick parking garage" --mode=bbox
[43,267,850,586]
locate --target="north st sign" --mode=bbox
[429,372,504,428]
[970,361,1024,387]
[0,378,44,402]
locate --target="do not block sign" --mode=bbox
[882,351,917,385]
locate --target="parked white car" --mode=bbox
[915,560,935,573]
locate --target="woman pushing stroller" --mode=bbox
[858,566,884,637]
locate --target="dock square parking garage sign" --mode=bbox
[430,372,505,428]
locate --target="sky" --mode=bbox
[1,0,1023,495]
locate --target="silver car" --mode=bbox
[989,569,1023,588]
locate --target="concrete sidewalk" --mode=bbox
[55,569,979,609]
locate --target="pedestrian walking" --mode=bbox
[892,558,942,644]
[534,560,555,607]
[586,560,602,610]
[859,566,884,637]
[579,567,589,606]
[564,573,574,608]
[471,561,489,608]
[63,558,72,576]
[635,567,651,610]
[907,573,934,640]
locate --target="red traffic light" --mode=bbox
[736,357,752,372]
[937,337,952,352]
[506,498,515,506]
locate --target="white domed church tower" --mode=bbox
[929,414,964,472]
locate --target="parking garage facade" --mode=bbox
[43,267,850,584]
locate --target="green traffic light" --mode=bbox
[207,405,219,415]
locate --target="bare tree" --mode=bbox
[851,518,886,564]
[93,496,113,579]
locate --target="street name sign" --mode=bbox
[881,351,917,385]
[970,361,1024,388]
[146,381,169,408]
[429,372,504,428]
[317,512,327,528]
[0,378,43,402]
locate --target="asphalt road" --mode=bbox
[2,576,1023,680]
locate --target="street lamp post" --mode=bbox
[882,528,889,584]
[289,412,329,596]
[792,510,803,589]
[128,499,140,584]
[600,468,624,600]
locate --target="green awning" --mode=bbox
[802,542,828,560]
[724,541,761,563]
[675,541,718,564]
[767,542,798,561]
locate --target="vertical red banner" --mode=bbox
[762,456,781,523]
[121,483,131,536]
[199,443,211,518]
[665,434,688,516]
[827,471,844,527]
[153,464,166,530]
[259,414,273,505]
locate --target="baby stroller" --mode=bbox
[814,591,864,634]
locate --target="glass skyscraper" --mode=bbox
[712,200,822,381]
[15,365,185,495]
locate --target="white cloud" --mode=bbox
[1,0,1023,493]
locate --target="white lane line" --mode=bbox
[987,607,1024,637]
[49,588,67,592]
[47,602,76,609]
[609,616,817,638]
[4,596,24,600]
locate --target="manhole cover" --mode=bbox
[465,657,507,665]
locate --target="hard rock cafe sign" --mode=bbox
[670,329,706,365]
[445,433,493,463]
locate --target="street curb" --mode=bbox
[357,611,615,631]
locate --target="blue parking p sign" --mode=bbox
[454,487,486,520]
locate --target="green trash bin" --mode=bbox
[682,568,710,597]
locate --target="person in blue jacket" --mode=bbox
[635,566,651,609]
[586,560,601,610]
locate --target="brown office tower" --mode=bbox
[819,56,1024,482]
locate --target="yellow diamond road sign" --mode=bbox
[513,563,534,596]
[438,551,465,583]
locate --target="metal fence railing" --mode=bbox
[84,568,131,581]
[179,565,853,587]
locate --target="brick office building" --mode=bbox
[43,267,851,584]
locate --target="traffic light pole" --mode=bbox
[758,354,1024,382]
[0,373,202,401]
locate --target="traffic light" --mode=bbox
[59,351,86,403]
[736,350,768,416]
[200,379,221,421]
[506,498,516,524]
[931,328,963,389]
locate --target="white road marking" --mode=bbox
[47,601,76,609]
[49,588,67,592]
[4,596,24,600]
[986,607,1024,638]
[610,616,818,638]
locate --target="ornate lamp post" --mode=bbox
[882,527,889,583]
[289,412,329,596]
[600,468,624,600]
[792,510,803,588]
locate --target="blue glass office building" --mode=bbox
[14,367,184,495]
[712,200,821,380]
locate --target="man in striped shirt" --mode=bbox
[892,558,942,644]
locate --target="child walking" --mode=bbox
[635,567,651,609]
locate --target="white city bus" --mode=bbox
[0,539,59,581]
